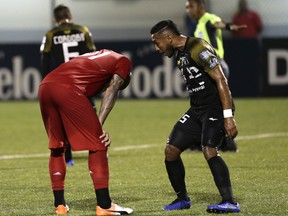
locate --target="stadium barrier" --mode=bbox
[0,39,287,100]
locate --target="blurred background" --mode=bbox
[0,0,287,100]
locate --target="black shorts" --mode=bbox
[167,106,225,151]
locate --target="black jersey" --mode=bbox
[176,37,222,108]
[40,23,96,75]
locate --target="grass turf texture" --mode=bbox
[0,98,287,215]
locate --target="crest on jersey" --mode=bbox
[177,54,190,68]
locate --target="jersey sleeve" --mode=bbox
[114,57,132,80]
[40,31,53,54]
[209,14,222,25]
[83,26,96,51]
[192,41,220,73]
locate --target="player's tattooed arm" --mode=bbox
[98,74,124,125]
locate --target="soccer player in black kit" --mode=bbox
[40,4,96,166]
[150,20,240,213]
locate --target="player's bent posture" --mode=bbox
[38,49,133,215]
[40,4,97,166]
[150,20,240,214]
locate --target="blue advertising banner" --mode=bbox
[0,44,42,100]
[1,38,285,100]
[224,38,261,97]
[96,41,187,99]
[0,41,187,100]
[261,38,288,96]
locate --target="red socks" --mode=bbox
[49,149,66,190]
[88,150,109,189]
[49,149,109,192]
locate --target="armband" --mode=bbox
[223,109,233,118]
[225,23,232,31]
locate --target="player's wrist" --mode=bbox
[225,23,233,31]
[223,109,233,118]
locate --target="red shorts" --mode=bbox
[38,83,106,151]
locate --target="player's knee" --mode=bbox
[165,144,181,161]
[202,146,219,161]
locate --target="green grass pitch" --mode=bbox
[0,98,287,215]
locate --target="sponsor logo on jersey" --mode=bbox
[188,85,205,94]
[53,33,85,44]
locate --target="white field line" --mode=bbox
[235,132,288,140]
[0,132,287,160]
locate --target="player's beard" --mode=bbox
[166,45,175,58]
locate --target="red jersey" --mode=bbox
[41,49,132,97]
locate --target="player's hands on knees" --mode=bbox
[224,117,238,139]
[100,130,111,147]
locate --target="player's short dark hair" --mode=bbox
[54,4,72,22]
[188,0,206,5]
[150,20,181,36]
[198,0,206,5]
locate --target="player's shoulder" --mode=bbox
[44,26,58,37]
[188,37,216,60]
[45,25,67,37]
[72,23,91,33]
[187,37,208,50]
[107,50,132,66]
[204,12,221,23]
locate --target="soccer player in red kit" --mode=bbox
[40,4,97,166]
[38,49,133,215]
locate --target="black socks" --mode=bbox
[165,158,189,201]
[96,188,112,209]
[53,190,65,207]
[207,156,235,204]
[54,188,112,209]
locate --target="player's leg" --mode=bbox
[201,107,240,213]
[50,147,69,214]
[38,84,69,214]
[54,87,132,215]
[65,144,74,166]
[163,109,200,211]
[88,150,111,208]
[221,135,238,152]
[88,150,132,215]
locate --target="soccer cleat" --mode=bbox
[206,202,240,213]
[96,203,133,215]
[163,198,191,211]
[55,204,69,214]
[66,159,75,166]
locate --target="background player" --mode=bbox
[186,0,246,152]
[38,49,133,215]
[40,4,96,165]
[150,20,240,214]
